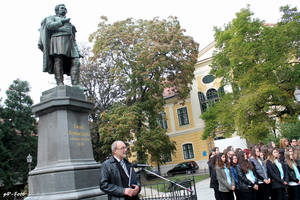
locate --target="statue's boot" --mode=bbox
[54,57,64,86]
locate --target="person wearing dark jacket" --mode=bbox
[295,147,300,170]
[266,148,288,200]
[100,141,141,200]
[249,147,271,200]
[284,149,300,200]
[230,154,240,200]
[208,153,221,200]
[236,151,258,200]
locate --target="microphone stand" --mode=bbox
[140,167,193,194]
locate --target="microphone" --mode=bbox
[131,163,151,168]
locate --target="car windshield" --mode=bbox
[175,163,188,168]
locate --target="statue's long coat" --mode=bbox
[38,17,55,74]
[38,16,80,75]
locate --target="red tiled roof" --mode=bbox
[163,87,177,98]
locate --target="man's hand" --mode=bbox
[124,185,140,197]
[124,188,134,197]
[131,185,140,196]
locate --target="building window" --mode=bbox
[158,112,168,129]
[207,88,219,106]
[183,143,194,159]
[198,92,207,113]
[199,88,224,113]
[177,107,189,126]
[202,75,215,84]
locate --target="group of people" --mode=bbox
[208,138,300,200]
[98,138,300,200]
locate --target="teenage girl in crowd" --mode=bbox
[268,141,276,149]
[215,153,235,200]
[284,148,300,200]
[249,147,271,200]
[279,138,289,162]
[236,151,258,200]
[266,148,288,200]
[230,154,240,200]
[208,151,221,200]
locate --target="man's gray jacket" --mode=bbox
[100,156,141,200]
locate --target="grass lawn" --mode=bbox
[141,174,209,192]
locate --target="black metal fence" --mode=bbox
[140,176,197,200]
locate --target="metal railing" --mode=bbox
[140,176,197,200]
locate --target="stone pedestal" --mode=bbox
[26,86,107,200]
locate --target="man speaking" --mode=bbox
[100,141,141,200]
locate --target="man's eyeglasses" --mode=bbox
[117,146,127,150]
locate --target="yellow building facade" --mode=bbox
[157,42,227,174]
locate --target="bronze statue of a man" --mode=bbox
[38,4,81,86]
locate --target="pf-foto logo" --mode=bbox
[3,191,26,197]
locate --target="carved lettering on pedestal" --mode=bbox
[74,124,85,130]
[69,124,90,146]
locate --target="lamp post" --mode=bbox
[294,87,300,121]
[26,154,32,172]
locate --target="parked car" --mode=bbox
[167,161,199,176]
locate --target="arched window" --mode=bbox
[206,88,219,106]
[198,92,207,113]
[207,88,218,99]
[198,87,224,113]
[182,143,194,159]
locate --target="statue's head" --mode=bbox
[55,4,67,16]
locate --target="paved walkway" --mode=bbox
[195,178,214,200]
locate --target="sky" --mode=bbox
[0,0,299,104]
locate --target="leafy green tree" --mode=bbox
[202,5,300,143]
[80,45,125,161]
[201,93,235,139]
[98,103,141,157]
[279,119,300,141]
[0,79,37,190]
[89,16,198,164]
[0,96,15,190]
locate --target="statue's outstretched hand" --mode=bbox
[61,18,71,24]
